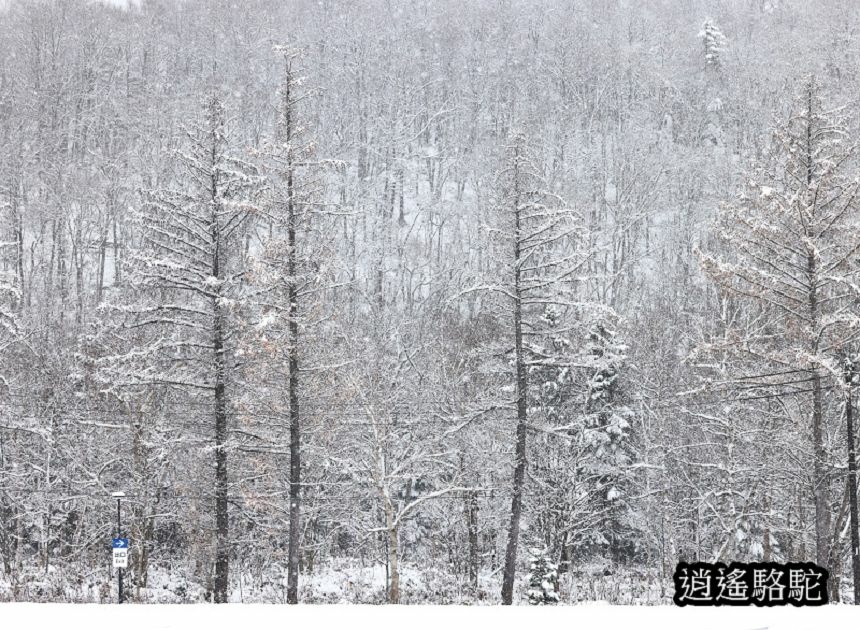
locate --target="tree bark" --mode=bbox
[810,319,830,569]
[466,489,479,592]
[846,385,860,604]
[14,194,25,311]
[211,129,229,604]
[279,52,302,606]
[212,275,229,603]
[803,86,831,569]
[388,524,400,604]
[286,128,301,607]
[502,143,527,605]
[382,496,400,604]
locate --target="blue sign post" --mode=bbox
[111,492,126,603]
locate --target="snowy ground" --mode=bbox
[2,562,857,628]
[0,560,672,604]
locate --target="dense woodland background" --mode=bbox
[2,0,860,604]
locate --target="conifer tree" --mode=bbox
[583,318,638,562]
[526,546,560,605]
[248,46,335,605]
[98,95,261,603]
[700,77,860,577]
[700,19,727,70]
[478,133,592,605]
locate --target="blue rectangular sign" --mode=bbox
[112,538,129,549]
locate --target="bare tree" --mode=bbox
[467,132,592,604]
[98,95,261,602]
[700,77,860,582]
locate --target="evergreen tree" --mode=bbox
[526,546,560,605]
[529,312,642,569]
[583,318,639,563]
[700,19,727,70]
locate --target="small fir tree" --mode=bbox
[700,19,727,70]
[526,547,560,605]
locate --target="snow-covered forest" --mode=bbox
[2,0,860,605]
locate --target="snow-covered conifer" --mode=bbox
[700,19,727,70]
[699,76,860,576]
[98,94,262,603]
[526,546,560,605]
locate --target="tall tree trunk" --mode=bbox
[14,194,24,311]
[466,489,479,592]
[502,150,526,605]
[56,216,67,314]
[388,526,400,604]
[846,385,860,604]
[112,216,121,286]
[212,287,229,602]
[130,406,159,596]
[811,353,830,568]
[73,221,83,325]
[762,494,772,562]
[0,428,11,576]
[96,226,107,304]
[385,504,400,604]
[286,147,301,606]
[277,52,303,605]
[211,151,229,603]
[827,481,851,602]
[804,85,831,571]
